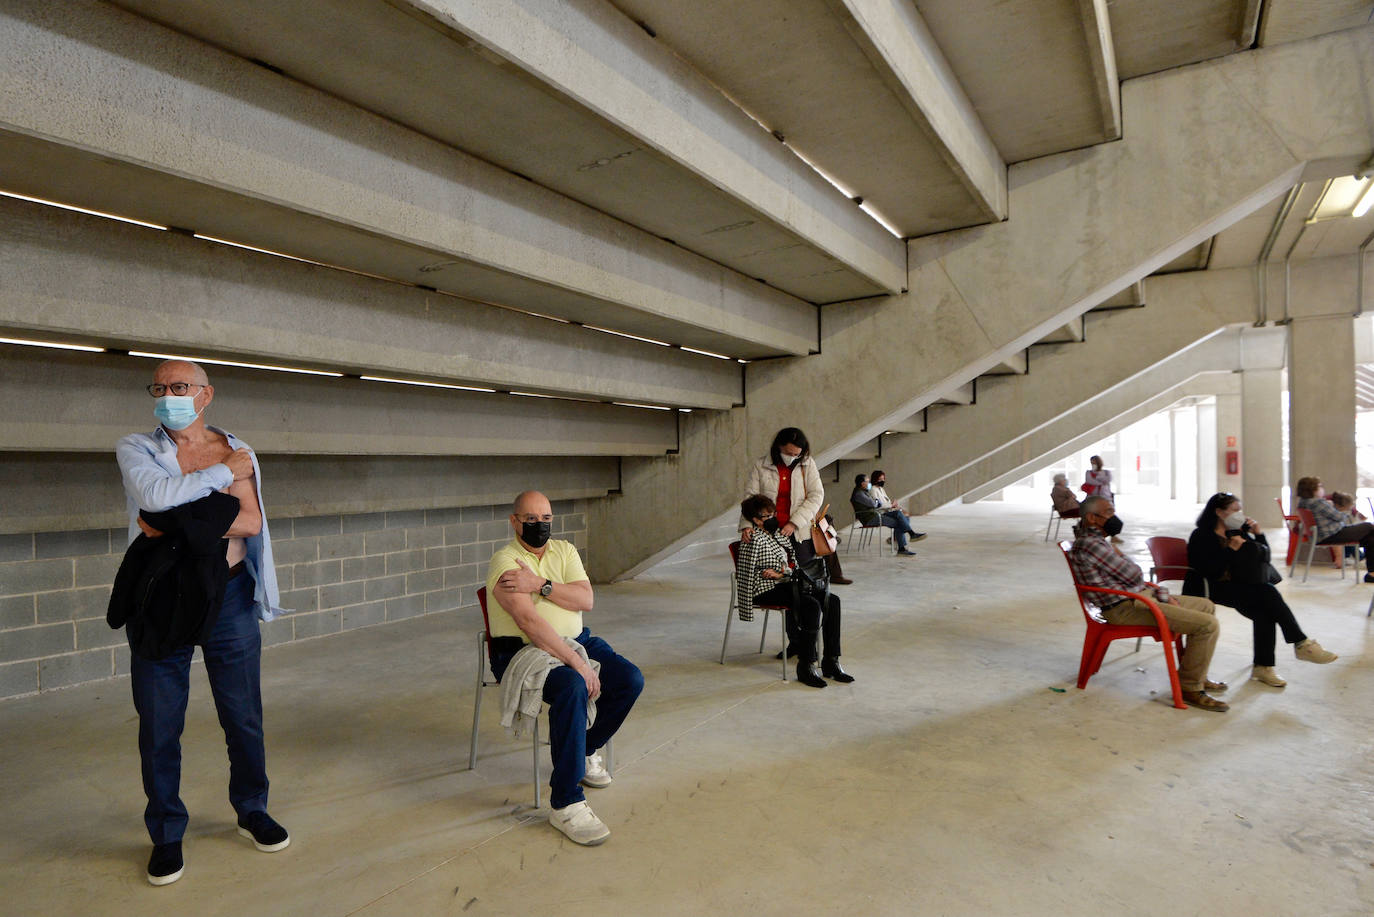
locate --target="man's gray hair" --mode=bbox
[1052,472,1067,485]
[1080,495,1111,517]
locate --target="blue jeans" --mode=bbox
[881,510,917,549]
[129,572,268,845]
[491,628,644,810]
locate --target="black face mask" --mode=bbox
[761,517,781,534]
[521,520,552,549]
[1102,515,1124,537]
[874,481,885,488]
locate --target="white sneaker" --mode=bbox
[549,801,610,846]
[1294,639,1337,664]
[1251,665,1287,687]
[581,751,612,788]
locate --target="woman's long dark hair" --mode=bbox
[768,427,810,468]
[1195,492,1239,529]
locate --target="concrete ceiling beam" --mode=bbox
[0,198,739,410]
[1076,0,1123,143]
[106,0,905,301]
[0,0,816,358]
[605,0,1002,239]
[0,348,680,458]
[829,0,1007,224]
[1259,0,1374,46]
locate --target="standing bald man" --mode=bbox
[115,360,288,885]
[484,491,644,846]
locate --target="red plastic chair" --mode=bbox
[1057,541,1186,709]
[1276,497,1303,567]
[1291,507,1358,582]
[721,540,790,680]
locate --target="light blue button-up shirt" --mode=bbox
[116,425,284,621]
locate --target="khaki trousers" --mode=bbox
[1102,594,1219,691]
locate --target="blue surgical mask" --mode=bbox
[154,394,201,431]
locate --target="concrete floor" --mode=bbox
[3,499,1372,916]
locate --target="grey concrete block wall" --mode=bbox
[0,500,588,700]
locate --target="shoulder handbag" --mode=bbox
[810,503,838,557]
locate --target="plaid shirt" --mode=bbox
[735,527,796,619]
[1068,524,1169,605]
[1297,496,1350,542]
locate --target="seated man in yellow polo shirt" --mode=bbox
[484,490,644,846]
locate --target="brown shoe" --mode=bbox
[1181,690,1229,713]
[831,576,853,585]
[1204,679,1228,693]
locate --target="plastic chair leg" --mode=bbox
[758,608,769,654]
[469,630,485,770]
[1077,631,1105,688]
[532,716,541,810]
[720,590,736,664]
[1045,508,1055,542]
[1158,633,1186,710]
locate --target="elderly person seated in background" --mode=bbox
[1295,476,1374,583]
[1050,473,1080,518]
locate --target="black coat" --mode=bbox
[1184,526,1272,596]
[107,491,242,660]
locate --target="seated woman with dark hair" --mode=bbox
[1184,492,1336,687]
[736,493,852,688]
[1296,476,1374,581]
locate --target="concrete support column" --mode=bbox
[1241,368,1285,527]
[1287,255,1359,497]
[1289,315,1357,492]
[1215,391,1243,500]
[1197,400,1218,501]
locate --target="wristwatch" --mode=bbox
[539,579,553,597]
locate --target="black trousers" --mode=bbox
[754,584,842,661]
[1319,522,1374,572]
[1207,581,1306,667]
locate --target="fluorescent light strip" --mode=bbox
[858,201,904,239]
[0,189,168,231]
[680,345,733,360]
[612,401,672,411]
[192,233,322,266]
[678,408,693,413]
[0,335,105,353]
[128,351,343,377]
[1354,182,1374,219]
[360,375,495,393]
[583,325,671,347]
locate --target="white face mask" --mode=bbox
[782,453,801,467]
[1223,510,1246,531]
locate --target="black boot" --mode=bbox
[774,644,798,660]
[795,660,827,688]
[821,657,855,683]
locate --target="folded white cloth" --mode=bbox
[498,638,599,738]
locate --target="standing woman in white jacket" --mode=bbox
[740,427,852,585]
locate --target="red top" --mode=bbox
[775,462,792,526]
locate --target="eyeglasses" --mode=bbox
[146,382,208,398]
[516,513,554,524]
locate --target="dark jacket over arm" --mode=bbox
[108,491,241,659]
[1184,526,1270,596]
